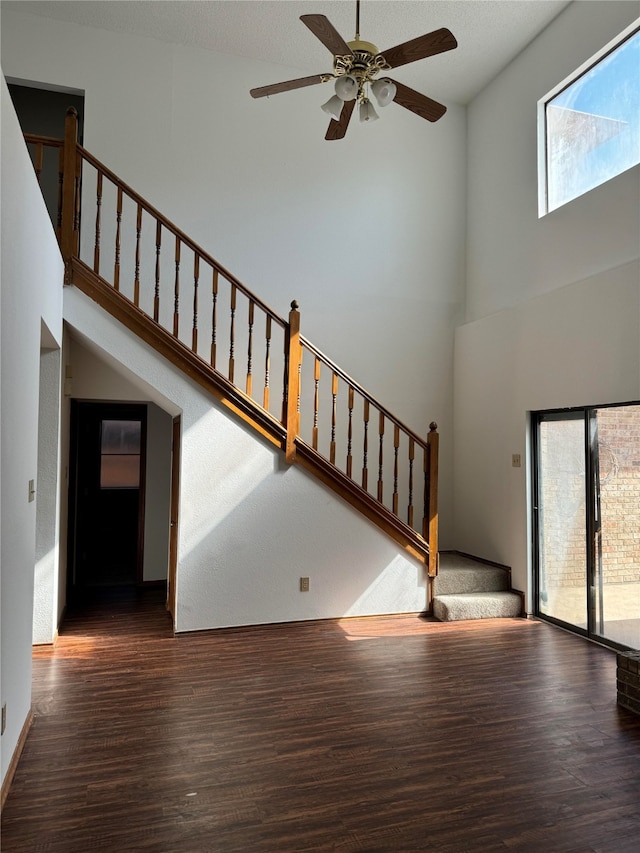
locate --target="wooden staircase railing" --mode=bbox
[24,107,439,576]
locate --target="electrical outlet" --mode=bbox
[512,454,522,468]
[300,577,310,592]
[1,703,6,735]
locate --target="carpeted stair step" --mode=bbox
[433,565,510,595]
[433,591,523,622]
[432,552,524,621]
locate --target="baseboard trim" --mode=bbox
[176,611,426,637]
[1,707,34,811]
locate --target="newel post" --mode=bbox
[61,106,79,284]
[426,422,439,578]
[284,300,302,463]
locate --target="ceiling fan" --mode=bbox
[250,0,457,140]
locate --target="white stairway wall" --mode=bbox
[64,287,428,633]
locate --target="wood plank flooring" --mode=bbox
[2,589,640,852]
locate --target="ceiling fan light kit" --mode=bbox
[371,78,397,108]
[359,98,379,123]
[321,94,345,120]
[334,74,359,101]
[249,0,458,141]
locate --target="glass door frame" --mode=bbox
[532,402,640,651]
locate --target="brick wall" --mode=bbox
[617,651,640,715]
[539,406,640,588]
[539,418,587,588]
[598,406,640,584]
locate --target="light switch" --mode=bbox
[28,479,36,502]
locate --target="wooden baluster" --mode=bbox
[284,301,301,463]
[34,143,44,184]
[423,445,428,542]
[312,357,321,451]
[173,237,181,337]
[347,386,354,478]
[246,301,254,396]
[263,315,271,410]
[392,425,400,515]
[408,438,415,529]
[56,146,64,240]
[94,171,103,273]
[114,186,123,291]
[362,400,370,491]
[211,269,219,368]
[229,284,237,383]
[330,372,339,465]
[154,221,161,323]
[427,423,439,577]
[297,352,303,438]
[377,412,385,503]
[192,254,200,352]
[73,150,81,255]
[61,107,78,283]
[134,203,142,307]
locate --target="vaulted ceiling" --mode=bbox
[3,0,571,104]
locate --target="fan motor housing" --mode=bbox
[335,39,388,85]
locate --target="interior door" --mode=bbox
[69,402,147,593]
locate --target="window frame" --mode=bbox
[538,19,640,217]
[99,418,143,490]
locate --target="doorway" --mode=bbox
[533,404,640,649]
[7,81,85,231]
[68,402,147,597]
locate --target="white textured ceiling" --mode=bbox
[2,0,572,104]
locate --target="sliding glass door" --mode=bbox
[533,404,640,649]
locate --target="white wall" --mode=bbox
[64,286,428,633]
[143,404,173,583]
[0,7,467,545]
[466,0,639,322]
[1,76,63,785]
[33,343,62,645]
[456,1,640,604]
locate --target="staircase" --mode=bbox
[433,552,524,621]
[23,107,441,596]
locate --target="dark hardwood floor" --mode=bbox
[2,590,640,852]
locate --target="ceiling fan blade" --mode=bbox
[301,14,354,57]
[325,99,355,141]
[250,74,329,98]
[380,28,457,69]
[391,80,447,123]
